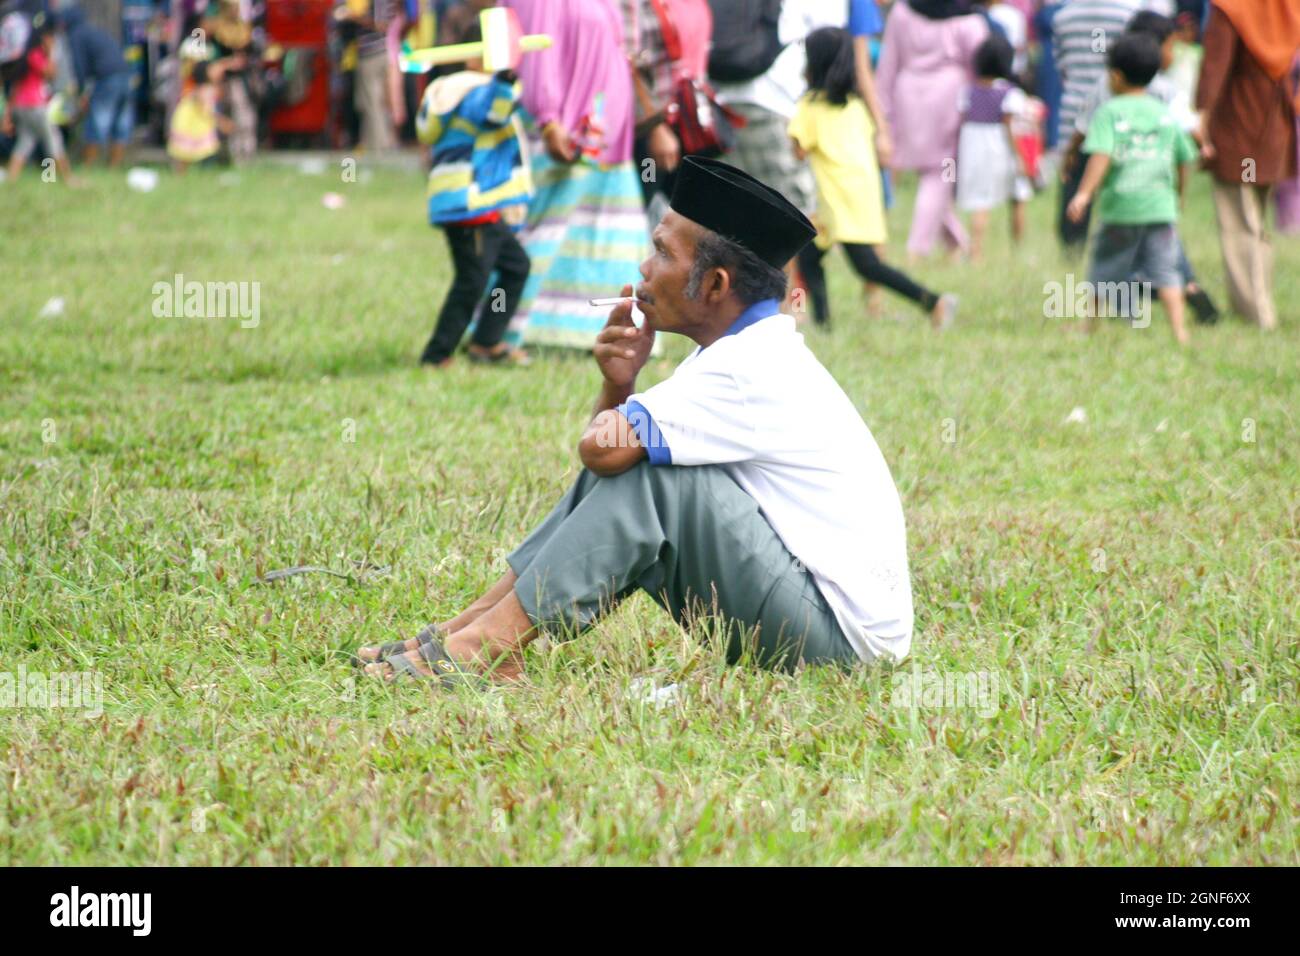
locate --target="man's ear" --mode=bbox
[706,265,732,305]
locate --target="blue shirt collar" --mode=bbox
[719,298,780,340]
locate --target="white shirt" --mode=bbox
[618,302,914,663]
[989,3,1029,76]
[713,0,849,119]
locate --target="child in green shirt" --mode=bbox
[1067,32,1197,345]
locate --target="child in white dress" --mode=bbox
[956,35,1032,260]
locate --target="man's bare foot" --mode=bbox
[355,571,521,664]
[447,630,525,682]
[430,591,535,683]
[432,592,536,683]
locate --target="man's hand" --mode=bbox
[594,284,654,391]
[1066,190,1091,223]
[646,122,680,175]
[580,285,655,475]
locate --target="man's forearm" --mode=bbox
[592,380,634,420]
[581,384,647,475]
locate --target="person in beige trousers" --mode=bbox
[339,0,404,152]
[355,47,395,151]
[1196,0,1300,331]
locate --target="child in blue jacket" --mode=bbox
[415,31,533,367]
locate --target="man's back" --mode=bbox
[64,9,128,83]
[628,310,914,662]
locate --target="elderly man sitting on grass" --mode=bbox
[355,158,914,684]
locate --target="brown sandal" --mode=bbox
[350,623,444,668]
[467,345,532,367]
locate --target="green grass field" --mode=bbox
[1,161,1296,865]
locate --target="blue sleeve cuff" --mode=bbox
[616,400,672,466]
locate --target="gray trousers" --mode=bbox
[507,462,858,671]
[11,106,65,162]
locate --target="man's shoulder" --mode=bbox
[724,317,858,402]
[725,313,803,352]
[684,315,808,375]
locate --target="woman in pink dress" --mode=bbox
[499,0,649,350]
[876,0,988,260]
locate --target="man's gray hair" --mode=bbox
[685,229,789,306]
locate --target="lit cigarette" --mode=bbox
[592,295,647,329]
[588,296,645,328]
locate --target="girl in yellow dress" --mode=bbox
[168,59,235,172]
[788,27,957,330]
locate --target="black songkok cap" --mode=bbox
[668,157,817,268]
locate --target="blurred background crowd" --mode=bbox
[4,2,1290,176]
[3,1,1295,347]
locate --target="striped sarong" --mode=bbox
[503,148,649,350]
